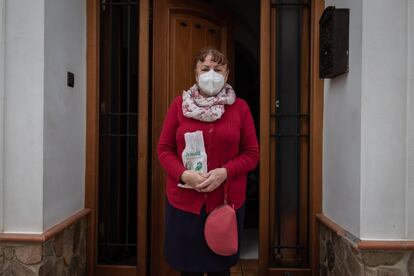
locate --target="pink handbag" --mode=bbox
[204,181,238,256]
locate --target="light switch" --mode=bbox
[67,72,75,88]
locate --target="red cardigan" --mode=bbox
[157,96,259,214]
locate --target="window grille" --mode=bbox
[98,0,139,266]
[271,0,311,268]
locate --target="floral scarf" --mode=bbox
[182,83,236,122]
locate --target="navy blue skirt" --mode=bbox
[164,200,245,272]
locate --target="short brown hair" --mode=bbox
[193,47,229,70]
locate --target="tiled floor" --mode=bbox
[228,228,259,275]
[230,259,259,276]
[240,229,259,259]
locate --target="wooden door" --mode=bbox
[259,0,324,275]
[152,1,233,275]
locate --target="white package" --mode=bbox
[178,131,208,189]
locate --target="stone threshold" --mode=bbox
[0,208,90,243]
[317,213,414,250]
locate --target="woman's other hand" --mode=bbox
[180,170,206,188]
[195,168,227,193]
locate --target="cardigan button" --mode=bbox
[209,128,213,133]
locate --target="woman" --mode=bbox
[157,48,259,276]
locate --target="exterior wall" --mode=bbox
[406,0,414,240]
[43,0,86,230]
[1,0,86,233]
[324,0,414,240]
[0,216,87,276]
[323,0,363,237]
[0,0,5,233]
[3,0,45,233]
[360,0,410,240]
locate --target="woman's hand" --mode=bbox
[180,170,207,189]
[195,168,227,193]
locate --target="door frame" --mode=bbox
[85,0,149,275]
[259,0,324,275]
[86,0,325,275]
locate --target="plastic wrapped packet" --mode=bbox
[178,131,207,189]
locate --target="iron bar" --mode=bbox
[271,113,309,117]
[275,121,282,257]
[271,3,310,8]
[271,0,310,7]
[101,112,138,116]
[272,2,310,267]
[98,0,138,265]
[105,0,113,260]
[295,3,301,259]
[98,243,137,247]
[102,1,139,6]
[275,7,282,259]
[99,134,138,137]
[306,6,312,266]
[271,134,308,138]
[273,245,306,249]
[124,0,132,258]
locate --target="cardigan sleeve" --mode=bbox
[157,99,187,183]
[222,101,259,181]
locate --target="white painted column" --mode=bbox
[0,0,6,232]
[3,0,45,233]
[0,0,86,234]
[43,0,86,230]
[323,0,414,240]
[323,0,363,238]
[406,0,414,239]
[360,0,409,240]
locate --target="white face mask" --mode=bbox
[197,69,226,96]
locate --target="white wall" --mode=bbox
[405,0,414,239]
[1,0,86,233]
[323,0,363,237]
[360,0,409,240]
[324,0,414,240]
[3,0,45,233]
[43,0,86,230]
[0,0,5,232]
